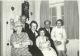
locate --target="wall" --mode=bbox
[2,1,22,56]
[1,0,38,56]
[0,1,2,56]
[34,0,41,28]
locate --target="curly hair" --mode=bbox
[56,19,64,26]
[38,28,46,36]
[30,21,38,28]
[44,20,51,25]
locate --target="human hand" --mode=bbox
[54,41,62,46]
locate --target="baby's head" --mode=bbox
[38,28,46,36]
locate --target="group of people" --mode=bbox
[10,15,67,56]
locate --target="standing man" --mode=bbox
[44,20,58,54]
[44,20,52,38]
[28,21,43,56]
[19,15,29,33]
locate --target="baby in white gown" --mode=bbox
[36,28,57,56]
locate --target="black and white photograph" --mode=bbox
[0,0,79,56]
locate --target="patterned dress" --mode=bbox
[10,32,32,56]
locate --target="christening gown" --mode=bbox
[36,36,57,56]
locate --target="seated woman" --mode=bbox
[51,19,67,56]
[36,28,57,56]
[10,21,33,56]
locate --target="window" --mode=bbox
[50,7,57,26]
[61,6,64,21]
[49,2,64,26]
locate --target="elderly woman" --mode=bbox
[36,28,57,56]
[51,19,67,56]
[10,21,33,56]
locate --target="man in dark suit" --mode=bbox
[44,20,58,54]
[27,21,43,56]
[44,20,52,38]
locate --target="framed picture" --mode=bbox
[22,1,29,20]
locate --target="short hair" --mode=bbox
[38,28,46,36]
[56,19,64,26]
[13,21,23,33]
[44,20,51,25]
[30,21,38,28]
[20,15,27,19]
[14,21,23,27]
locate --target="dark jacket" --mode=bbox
[22,23,29,33]
[44,27,52,38]
[27,29,43,56]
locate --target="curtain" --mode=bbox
[40,0,49,27]
[64,1,79,39]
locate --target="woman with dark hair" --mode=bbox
[36,28,57,56]
[51,19,67,56]
[10,21,33,56]
[27,21,43,56]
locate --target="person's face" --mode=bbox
[31,23,37,31]
[40,30,45,36]
[45,21,50,29]
[21,16,26,24]
[15,26,22,32]
[57,21,62,28]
